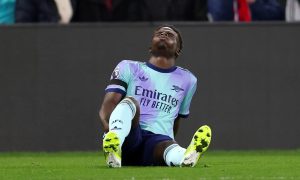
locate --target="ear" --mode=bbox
[175,49,180,57]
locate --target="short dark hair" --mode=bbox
[155,25,183,55]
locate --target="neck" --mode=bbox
[149,56,175,69]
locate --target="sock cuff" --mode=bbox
[120,97,137,117]
[163,144,179,161]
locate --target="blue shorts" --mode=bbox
[121,125,172,166]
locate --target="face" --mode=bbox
[150,27,179,58]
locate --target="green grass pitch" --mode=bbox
[1,150,299,179]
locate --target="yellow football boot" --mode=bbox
[181,125,212,167]
[103,132,121,168]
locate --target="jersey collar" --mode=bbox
[146,62,177,73]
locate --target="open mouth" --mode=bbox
[157,41,167,49]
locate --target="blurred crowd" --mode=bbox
[0,0,299,24]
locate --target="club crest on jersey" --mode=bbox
[171,85,184,92]
[139,76,148,81]
[111,67,120,80]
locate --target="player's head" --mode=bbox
[150,25,183,59]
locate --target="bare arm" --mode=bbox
[173,117,181,137]
[99,92,123,133]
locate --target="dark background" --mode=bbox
[0,23,299,151]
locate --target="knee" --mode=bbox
[123,96,140,125]
[124,96,140,114]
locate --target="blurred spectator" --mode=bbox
[0,0,15,24]
[135,0,208,21]
[248,0,285,21]
[15,0,77,23]
[208,0,284,22]
[285,0,300,21]
[237,0,252,21]
[207,0,234,21]
[72,0,135,21]
[207,0,251,22]
[72,0,208,22]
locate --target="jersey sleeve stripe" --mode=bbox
[105,84,126,92]
[178,114,189,118]
[105,88,126,96]
[109,79,128,89]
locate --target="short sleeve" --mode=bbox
[105,60,131,96]
[178,75,197,118]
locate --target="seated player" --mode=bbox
[99,25,212,167]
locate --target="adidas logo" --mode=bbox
[139,76,148,81]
